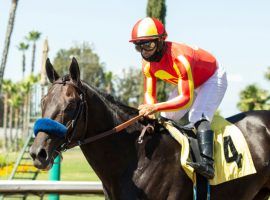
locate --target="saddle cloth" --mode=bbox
[162,115,257,185]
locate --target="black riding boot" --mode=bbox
[188,120,215,179]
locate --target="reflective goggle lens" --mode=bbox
[135,41,157,52]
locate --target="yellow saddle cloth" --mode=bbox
[162,115,256,185]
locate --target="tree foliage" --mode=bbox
[147,0,166,24]
[103,71,116,96]
[237,84,270,111]
[116,68,144,107]
[264,66,270,81]
[25,31,41,43]
[53,42,108,90]
[1,74,39,150]
[238,67,270,111]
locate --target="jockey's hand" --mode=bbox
[138,104,157,118]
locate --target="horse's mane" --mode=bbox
[81,80,139,116]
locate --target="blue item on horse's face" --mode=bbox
[33,118,68,138]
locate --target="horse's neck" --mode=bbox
[81,89,141,186]
[80,89,190,198]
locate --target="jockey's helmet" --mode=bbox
[129,17,167,43]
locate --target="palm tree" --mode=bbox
[7,83,16,147]
[26,31,41,73]
[17,42,29,79]
[2,80,12,149]
[9,87,22,151]
[0,0,19,93]
[20,74,39,139]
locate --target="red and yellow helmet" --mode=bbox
[129,17,167,42]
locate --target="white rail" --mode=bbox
[0,181,103,194]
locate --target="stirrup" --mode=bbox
[187,161,215,179]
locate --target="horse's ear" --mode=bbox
[69,57,81,86]
[46,58,59,83]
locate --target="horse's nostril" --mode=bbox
[37,148,48,160]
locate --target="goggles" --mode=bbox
[135,40,157,52]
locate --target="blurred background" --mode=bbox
[0,0,269,199]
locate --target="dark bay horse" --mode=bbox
[30,58,270,200]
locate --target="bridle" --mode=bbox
[51,77,145,152]
[51,77,88,151]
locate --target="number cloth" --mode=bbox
[162,115,257,185]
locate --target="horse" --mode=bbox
[30,57,270,200]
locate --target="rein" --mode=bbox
[52,78,145,151]
[66,113,144,149]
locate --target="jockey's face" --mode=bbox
[134,40,158,59]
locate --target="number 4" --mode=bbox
[223,136,243,168]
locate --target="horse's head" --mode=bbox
[30,57,87,170]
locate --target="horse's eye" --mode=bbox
[69,100,76,104]
[65,102,76,110]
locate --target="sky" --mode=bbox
[0,0,269,117]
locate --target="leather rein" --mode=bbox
[52,78,144,151]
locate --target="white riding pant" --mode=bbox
[161,66,227,124]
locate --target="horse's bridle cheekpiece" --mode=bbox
[34,77,144,152]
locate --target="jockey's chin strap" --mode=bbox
[53,77,146,151]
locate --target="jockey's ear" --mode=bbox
[46,58,60,83]
[69,57,82,86]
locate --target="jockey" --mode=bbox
[129,17,228,179]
